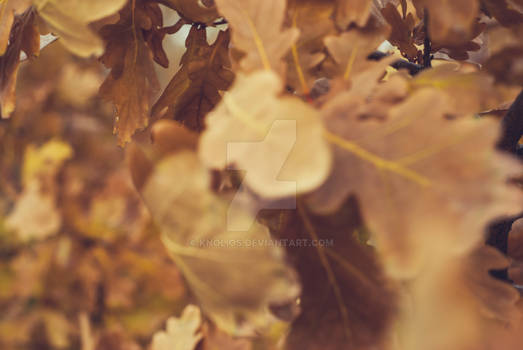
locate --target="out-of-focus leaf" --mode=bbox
[151,304,203,350]
[152,27,233,131]
[0,9,39,118]
[285,0,336,93]
[266,200,397,350]
[308,87,522,278]
[158,0,219,24]
[413,0,480,47]
[199,71,331,198]
[33,0,126,57]
[99,3,160,145]
[214,0,299,74]
[482,0,523,27]
[484,24,523,85]
[411,63,504,115]
[508,218,523,284]
[6,140,72,242]
[0,0,31,55]
[395,244,519,350]
[129,141,300,335]
[324,28,390,83]
[334,0,373,29]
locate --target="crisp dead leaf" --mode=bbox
[214,0,299,73]
[381,2,419,60]
[0,9,39,118]
[151,305,203,350]
[199,70,331,198]
[33,0,126,57]
[308,88,522,278]
[130,146,300,335]
[99,3,160,145]
[151,27,233,131]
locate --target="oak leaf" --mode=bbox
[285,0,336,93]
[158,0,219,24]
[6,140,73,242]
[0,0,31,55]
[151,27,233,131]
[214,0,299,73]
[33,0,127,57]
[129,145,300,335]
[334,0,373,29]
[261,199,396,350]
[99,3,160,145]
[199,70,331,198]
[413,0,480,47]
[151,305,203,350]
[0,9,39,118]
[307,87,522,278]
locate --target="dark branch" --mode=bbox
[497,89,523,155]
[423,9,432,68]
[367,51,424,76]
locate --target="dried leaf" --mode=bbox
[285,0,336,93]
[6,140,73,242]
[413,0,480,47]
[0,9,39,118]
[151,27,233,131]
[381,3,419,60]
[0,0,31,55]
[324,28,389,82]
[151,305,203,350]
[159,0,219,24]
[308,88,522,278]
[270,201,397,350]
[99,3,160,145]
[33,0,127,57]
[130,146,300,335]
[214,0,299,73]
[411,63,503,115]
[334,0,373,29]
[199,70,331,198]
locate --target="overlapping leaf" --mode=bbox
[152,27,233,131]
[214,0,299,73]
[0,9,39,118]
[285,0,336,93]
[99,3,160,145]
[0,0,31,55]
[262,201,397,350]
[199,71,331,198]
[33,0,127,57]
[308,86,522,277]
[129,125,300,335]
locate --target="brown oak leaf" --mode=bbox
[151,27,233,131]
[214,0,299,74]
[199,70,331,198]
[99,2,160,145]
[308,87,522,278]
